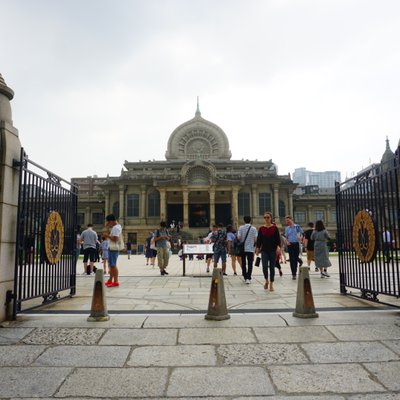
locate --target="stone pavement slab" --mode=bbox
[178,326,256,344]
[22,327,105,344]
[33,345,131,367]
[128,344,216,366]
[56,367,168,398]
[167,366,274,397]
[269,364,386,394]
[326,323,400,340]
[0,327,33,344]
[0,345,46,366]
[99,327,178,345]
[302,341,399,363]
[0,367,71,398]
[218,343,308,364]
[363,361,400,391]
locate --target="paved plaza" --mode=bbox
[1,254,400,399]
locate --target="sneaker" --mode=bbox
[163,270,169,275]
[315,267,319,272]
[320,274,325,278]
[234,272,237,275]
[279,269,283,277]
[160,270,165,276]
[322,272,330,277]
[111,282,119,287]
[246,279,251,284]
[223,272,227,276]
[292,275,296,280]
[298,259,303,266]
[206,267,210,273]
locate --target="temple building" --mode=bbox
[72,102,299,247]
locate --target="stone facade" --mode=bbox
[73,105,300,247]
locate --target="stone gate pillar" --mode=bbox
[0,73,21,322]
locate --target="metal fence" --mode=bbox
[11,149,78,318]
[335,148,400,304]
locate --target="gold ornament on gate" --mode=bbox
[352,210,376,262]
[45,211,64,264]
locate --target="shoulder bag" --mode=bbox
[235,226,251,256]
[109,233,125,251]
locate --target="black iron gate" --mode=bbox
[335,147,400,304]
[11,149,78,318]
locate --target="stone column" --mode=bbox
[183,189,189,228]
[85,207,91,225]
[104,190,110,216]
[307,204,313,223]
[288,192,294,217]
[0,74,21,322]
[273,184,280,224]
[231,186,239,228]
[210,187,215,225]
[119,185,125,225]
[140,185,146,223]
[251,184,258,218]
[160,188,166,222]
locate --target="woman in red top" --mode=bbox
[256,211,282,291]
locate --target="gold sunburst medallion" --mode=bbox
[352,210,376,262]
[44,211,64,264]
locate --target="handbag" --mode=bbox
[109,234,125,251]
[234,226,252,256]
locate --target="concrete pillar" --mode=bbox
[104,190,110,216]
[251,184,258,218]
[160,188,166,222]
[288,193,293,217]
[0,73,21,322]
[118,185,125,225]
[209,187,215,225]
[183,189,189,227]
[231,186,239,229]
[273,184,280,224]
[140,185,146,223]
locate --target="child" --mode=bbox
[101,235,109,274]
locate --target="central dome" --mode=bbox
[165,104,232,161]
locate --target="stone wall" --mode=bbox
[0,74,21,322]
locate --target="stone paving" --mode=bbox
[1,254,400,398]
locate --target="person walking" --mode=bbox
[80,223,98,275]
[105,214,122,287]
[126,241,132,259]
[382,226,393,263]
[237,216,257,284]
[284,216,304,280]
[145,231,156,267]
[256,211,281,291]
[303,222,316,271]
[311,220,332,278]
[155,221,171,275]
[100,234,109,275]
[210,223,228,273]
[226,224,238,275]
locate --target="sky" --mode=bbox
[1,0,400,183]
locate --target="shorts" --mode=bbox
[108,250,119,267]
[83,247,96,263]
[213,248,227,263]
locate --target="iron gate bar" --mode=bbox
[12,148,78,319]
[336,146,400,305]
